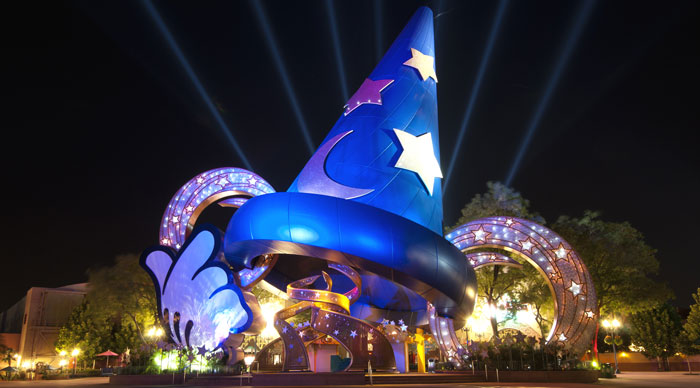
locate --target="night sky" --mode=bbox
[2,0,698,311]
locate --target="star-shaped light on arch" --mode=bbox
[569,281,582,296]
[403,48,437,82]
[392,129,443,195]
[344,78,394,116]
[553,243,571,260]
[518,238,535,253]
[471,226,490,242]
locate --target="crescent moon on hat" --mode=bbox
[296,130,374,200]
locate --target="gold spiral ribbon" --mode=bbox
[262,263,395,372]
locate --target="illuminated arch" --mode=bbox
[159,167,276,289]
[467,252,522,270]
[446,217,597,352]
[159,167,275,249]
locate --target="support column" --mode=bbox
[389,341,409,373]
[415,328,426,373]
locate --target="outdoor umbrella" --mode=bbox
[95,350,119,367]
[1,366,18,376]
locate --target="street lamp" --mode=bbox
[602,319,621,374]
[147,326,164,340]
[71,348,80,376]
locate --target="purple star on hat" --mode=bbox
[344,78,394,116]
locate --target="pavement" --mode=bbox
[0,372,698,387]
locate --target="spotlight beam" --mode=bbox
[443,0,509,192]
[505,0,596,186]
[325,0,349,102]
[374,1,383,63]
[143,0,253,170]
[249,0,315,155]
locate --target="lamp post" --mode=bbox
[58,351,67,372]
[71,348,80,376]
[243,341,258,374]
[602,319,621,374]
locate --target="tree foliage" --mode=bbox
[448,181,544,230]
[630,303,683,370]
[476,265,527,336]
[56,254,157,364]
[552,211,671,317]
[510,264,555,338]
[679,288,700,355]
[86,254,157,344]
[0,345,14,367]
[56,302,104,362]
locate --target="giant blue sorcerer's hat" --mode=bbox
[287,7,443,235]
[224,6,474,325]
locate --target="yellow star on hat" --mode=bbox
[403,48,438,82]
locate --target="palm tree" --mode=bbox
[0,345,14,367]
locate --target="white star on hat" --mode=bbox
[403,48,438,82]
[393,129,443,195]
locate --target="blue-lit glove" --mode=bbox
[141,225,253,350]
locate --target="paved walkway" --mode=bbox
[591,371,700,388]
[0,372,698,387]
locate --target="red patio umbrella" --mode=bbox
[95,350,119,367]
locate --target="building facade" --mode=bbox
[0,284,86,368]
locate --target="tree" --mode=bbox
[448,181,544,230]
[510,264,555,338]
[476,265,527,337]
[56,254,157,366]
[552,211,671,318]
[86,254,157,346]
[675,288,700,373]
[0,345,14,367]
[630,303,683,371]
[676,334,698,374]
[682,288,700,353]
[56,301,102,363]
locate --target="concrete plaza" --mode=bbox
[0,371,698,388]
